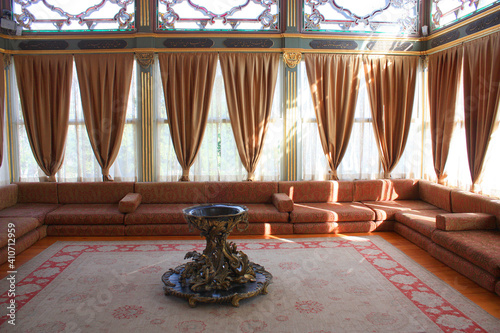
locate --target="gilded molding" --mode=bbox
[136,52,154,69]
[283,51,302,68]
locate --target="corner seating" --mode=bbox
[0,179,498,297]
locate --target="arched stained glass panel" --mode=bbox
[13,0,135,32]
[303,0,420,35]
[157,0,280,31]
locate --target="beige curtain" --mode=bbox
[428,46,463,184]
[0,54,4,168]
[219,53,279,181]
[463,31,500,188]
[14,55,73,181]
[74,53,134,181]
[305,54,361,180]
[158,53,218,181]
[363,55,418,178]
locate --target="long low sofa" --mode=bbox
[0,179,499,296]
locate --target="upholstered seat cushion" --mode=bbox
[0,203,60,222]
[0,217,41,248]
[363,200,439,220]
[431,230,500,277]
[395,209,449,238]
[244,204,289,223]
[45,204,124,225]
[290,202,375,223]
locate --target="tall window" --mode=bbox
[431,0,500,32]
[156,58,283,181]
[11,60,138,182]
[13,0,135,32]
[303,0,420,35]
[299,60,425,180]
[157,0,280,31]
[0,106,8,185]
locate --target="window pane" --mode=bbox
[157,0,280,31]
[13,0,135,32]
[431,0,499,32]
[304,0,420,35]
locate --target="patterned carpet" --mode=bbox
[1,236,499,332]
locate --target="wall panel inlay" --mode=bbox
[78,40,128,49]
[223,38,274,48]
[309,40,358,50]
[19,40,69,50]
[163,38,214,48]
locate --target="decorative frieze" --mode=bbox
[309,40,358,50]
[18,40,69,50]
[466,11,500,35]
[223,38,274,48]
[365,41,414,52]
[163,38,214,48]
[78,40,128,49]
[430,30,460,48]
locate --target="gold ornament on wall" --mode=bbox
[283,51,302,69]
[135,52,154,69]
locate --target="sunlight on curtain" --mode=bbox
[420,61,438,182]
[13,60,138,182]
[156,59,283,181]
[444,74,472,191]
[480,108,500,197]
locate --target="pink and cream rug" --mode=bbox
[1,236,499,333]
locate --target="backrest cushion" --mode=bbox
[418,180,452,211]
[206,182,278,204]
[135,182,206,204]
[278,181,353,203]
[16,182,58,204]
[58,182,135,204]
[451,190,500,229]
[353,179,419,202]
[0,184,18,210]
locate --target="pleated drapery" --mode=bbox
[75,53,134,181]
[0,54,5,168]
[363,56,418,178]
[463,31,500,189]
[428,46,463,184]
[14,55,73,181]
[158,53,218,181]
[304,54,361,180]
[219,53,279,181]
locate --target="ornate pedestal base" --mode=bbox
[162,263,272,307]
[162,204,273,307]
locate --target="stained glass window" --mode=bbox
[303,0,420,35]
[157,0,279,31]
[13,0,135,32]
[431,0,499,32]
